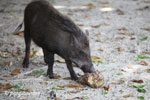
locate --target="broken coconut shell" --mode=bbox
[77,71,104,88]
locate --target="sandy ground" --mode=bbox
[0,0,150,100]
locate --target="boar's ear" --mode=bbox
[70,35,77,46]
[85,30,89,36]
[85,30,89,40]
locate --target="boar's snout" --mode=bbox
[81,64,96,73]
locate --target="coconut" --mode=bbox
[77,71,104,88]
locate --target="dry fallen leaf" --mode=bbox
[17,32,24,36]
[65,84,85,88]
[5,61,13,66]
[66,98,75,100]
[144,28,150,31]
[146,69,150,73]
[133,72,140,74]
[116,9,124,15]
[11,69,21,75]
[63,77,71,80]
[91,24,101,28]
[85,3,94,9]
[139,61,148,66]
[57,85,65,88]
[54,98,61,100]
[102,22,110,26]
[111,82,118,84]
[102,2,109,4]
[99,48,104,51]
[0,52,9,58]
[58,84,85,89]
[0,83,3,87]
[116,47,124,52]
[66,96,88,100]
[132,79,143,83]
[67,90,81,93]
[115,37,124,41]
[142,51,150,54]
[0,88,4,93]
[118,27,132,35]
[96,32,101,36]
[25,89,33,93]
[137,6,149,10]
[127,66,133,69]
[91,56,104,62]
[29,51,36,58]
[130,37,136,40]
[103,85,111,91]
[119,27,127,31]
[91,23,110,28]
[54,75,61,79]
[0,83,3,86]
[123,94,133,98]
[120,78,126,84]
[3,83,12,89]
[12,49,21,57]
[40,82,48,85]
[3,74,12,77]
[0,78,3,80]
[0,83,13,93]
[141,28,150,32]
[120,30,127,35]
[77,24,84,26]
[18,56,24,59]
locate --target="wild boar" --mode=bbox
[18,0,96,80]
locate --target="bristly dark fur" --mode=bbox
[21,0,96,80]
[28,0,84,38]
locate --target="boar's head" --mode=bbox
[69,30,96,74]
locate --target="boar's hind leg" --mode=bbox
[65,59,78,80]
[43,49,54,79]
[23,28,31,68]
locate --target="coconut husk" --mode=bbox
[77,71,104,88]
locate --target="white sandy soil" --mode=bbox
[0,0,150,100]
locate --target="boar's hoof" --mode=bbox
[48,74,54,79]
[71,75,78,80]
[22,62,29,68]
[49,76,54,79]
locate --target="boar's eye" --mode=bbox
[84,41,89,47]
[79,50,87,57]
[79,50,84,55]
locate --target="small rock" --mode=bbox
[50,91,56,99]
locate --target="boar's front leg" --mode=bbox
[43,49,54,79]
[65,59,78,80]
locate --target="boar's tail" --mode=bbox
[12,22,24,35]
